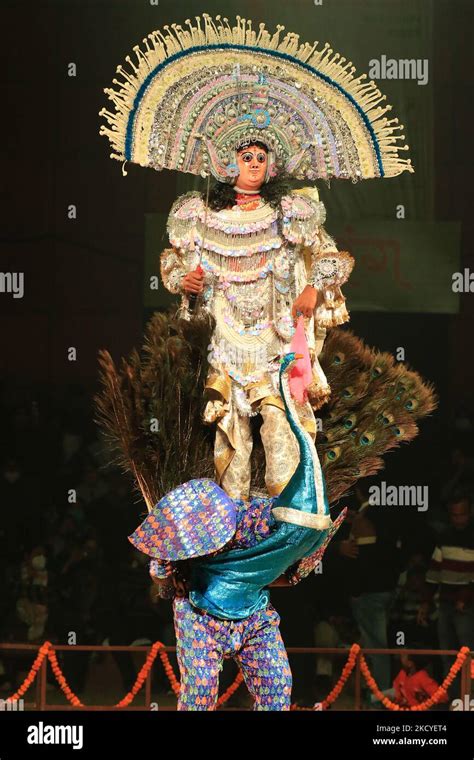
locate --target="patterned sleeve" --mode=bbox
[284,508,347,584]
[149,559,175,600]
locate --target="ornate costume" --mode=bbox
[129,353,347,709]
[162,187,354,497]
[98,14,419,710]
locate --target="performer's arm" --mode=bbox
[149,558,175,599]
[162,191,205,298]
[160,246,193,295]
[306,227,355,328]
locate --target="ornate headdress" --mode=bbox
[99,13,414,183]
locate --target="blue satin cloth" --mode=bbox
[186,358,338,620]
[189,513,330,620]
[135,353,345,621]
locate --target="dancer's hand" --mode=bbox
[150,577,173,602]
[291,285,319,321]
[182,267,204,294]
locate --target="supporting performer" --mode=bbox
[129,352,347,710]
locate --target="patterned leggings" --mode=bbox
[173,597,292,711]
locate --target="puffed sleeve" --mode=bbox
[280,188,355,328]
[160,191,204,295]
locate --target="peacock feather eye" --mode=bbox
[333,352,344,365]
[392,425,404,437]
[378,411,394,426]
[371,366,383,378]
[359,432,375,446]
[342,386,353,398]
[349,428,358,437]
[343,414,356,429]
[325,446,341,461]
[405,398,416,410]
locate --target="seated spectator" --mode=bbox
[392,651,448,708]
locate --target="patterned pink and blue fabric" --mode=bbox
[173,597,292,711]
[128,479,236,561]
[232,496,276,547]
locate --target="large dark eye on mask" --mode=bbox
[257,154,266,163]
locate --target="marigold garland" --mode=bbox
[47,648,84,707]
[5,640,242,709]
[216,670,245,708]
[291,643,360,711]
[359,646,470,711]
[291,645,471,711]
[6,641,470,711]
[5,641,52,704]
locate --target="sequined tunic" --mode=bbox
[161,188,353,416]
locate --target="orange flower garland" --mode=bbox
[6,640,470,711]
[47,648,84,707]
[291,643,360,711]
[156,644,181,697]
[291,645,471,712]
[359,646,470,711]
[6,640,244,709]
[6,641,52,704]
[216,670,244,708]
[321,643,360,709]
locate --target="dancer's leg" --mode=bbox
[216,414,253,500]
[173,598,223,711]
[259,404,300,496]
[235,604,292,711]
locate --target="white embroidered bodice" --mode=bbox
[161,189,353,387]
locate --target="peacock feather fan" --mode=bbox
[317,330,437,503]
[94,311,215,514]
[94,314,437,514]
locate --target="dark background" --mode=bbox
[0,0,472,705]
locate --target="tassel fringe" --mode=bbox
[99,13,414,178]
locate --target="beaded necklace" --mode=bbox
[233,191,263,212]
